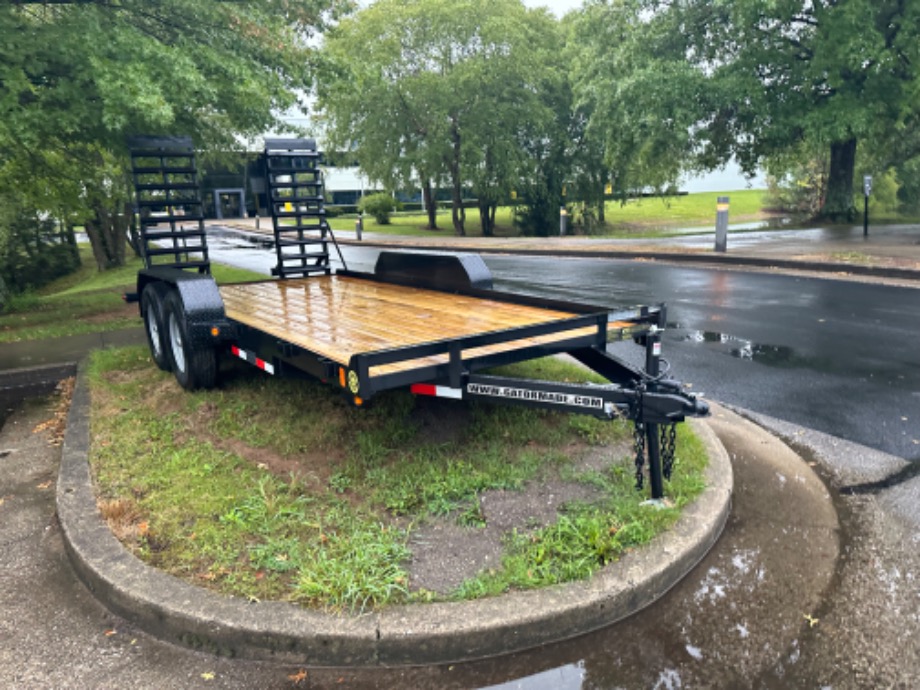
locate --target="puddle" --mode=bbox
[677,329,799,366]
[481,662,585,690]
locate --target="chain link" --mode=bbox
[661,422,678,480]
[633,386,646,490]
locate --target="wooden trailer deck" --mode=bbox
[219,275,634,379]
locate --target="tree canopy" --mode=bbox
[571,0,920,220]
[316,0,565,236]
[0,0,346,270]
[4,0,920,276]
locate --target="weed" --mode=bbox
[457,498,487,528]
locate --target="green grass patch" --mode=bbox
[0,246,265,343]
[601,189,768,232]
[455,424,706,598]
[87,346,708,612]
[327,190,771,238]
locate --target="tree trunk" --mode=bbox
[821,138,857,222]
[478,198,494,237]
[84,202,128,270]
[59,215,81,268]
[597,174,607,223]
[449,118,465,236]
[423,180,438,230]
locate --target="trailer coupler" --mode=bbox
[455,374,707,424]
[411,373,707,500]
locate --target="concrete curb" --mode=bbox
[337,239,920,282]
[213,224,920,283]
[57,366,732,666]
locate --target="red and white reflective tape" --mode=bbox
[410,383,463,400]
[230,345,275,375]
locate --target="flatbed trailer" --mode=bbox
[126,137,708,498]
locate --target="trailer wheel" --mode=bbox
[141,283,171,372]
[163,290,217,391]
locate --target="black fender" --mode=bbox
[373,251,493,291]
[137,267,233,347]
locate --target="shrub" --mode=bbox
[358,193,399,225]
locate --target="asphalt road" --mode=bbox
[483,254,920,464]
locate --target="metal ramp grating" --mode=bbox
[129,136,210,274]
[264,138,343,279]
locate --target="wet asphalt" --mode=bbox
[2,224,919,687]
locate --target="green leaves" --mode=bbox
[317,0,567,235]
[0,0,342,268]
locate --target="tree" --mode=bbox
[317,0,562,236]
[572,0,920,222]
[0,0,346,271]
[671,0,920,221]
[570,1,709,200]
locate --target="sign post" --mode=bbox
[863,175,872,238]
[714,196,730,252]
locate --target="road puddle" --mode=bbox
[679,330,800,366]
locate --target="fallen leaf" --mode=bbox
[201,672,215,681]
[37,480,53,490]
[137,521,149,536]
[288,669,308,683]
[803,613,819,628]
[104,629,117,637]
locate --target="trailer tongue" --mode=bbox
[126,137,707,498]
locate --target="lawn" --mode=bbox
[87,347,708,612]
[0,247,264,343]
[327,189,771,238]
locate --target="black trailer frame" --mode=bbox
[125,137,708,499]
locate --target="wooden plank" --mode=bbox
[219,275,588,369]
[367,325,599,377]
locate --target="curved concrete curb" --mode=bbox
[57,367,732,666]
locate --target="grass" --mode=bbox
[455,424,706,598]
[0,246,265,343]
[327,189,771,238]
[87,346,708,612]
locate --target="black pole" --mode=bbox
[863,194,869,237]
[644,330,664,499]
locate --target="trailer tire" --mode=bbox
[141,282,172,372]
[163,290,218,391]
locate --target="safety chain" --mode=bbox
[661,422,678,480]
[633,384,646,490]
